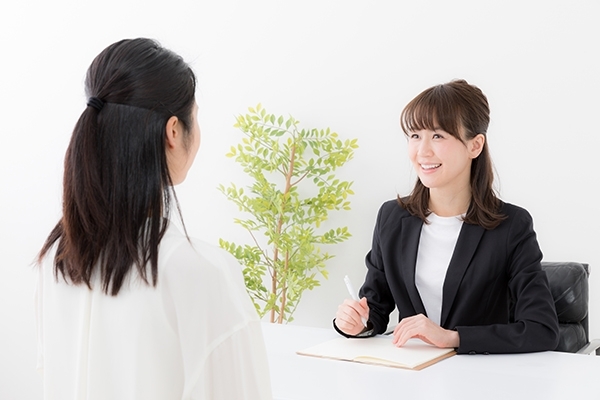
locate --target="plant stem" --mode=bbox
[277,251,289,324]
[270,139,296,323]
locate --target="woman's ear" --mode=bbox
[469,134,485,159]
[165,116,181,150]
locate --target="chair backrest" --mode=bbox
[541,261,590,353]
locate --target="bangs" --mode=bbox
[400,85,464,140]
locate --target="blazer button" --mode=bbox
[483,352,489,355]
[468,351,476,355]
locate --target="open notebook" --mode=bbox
[297,336,455,370]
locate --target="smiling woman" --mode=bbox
[333,79,560,355]
[399,80,501,227]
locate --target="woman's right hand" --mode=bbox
[335,297,370,336]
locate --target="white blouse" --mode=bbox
[35,222,272,400]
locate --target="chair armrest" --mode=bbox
[576,339,600,355]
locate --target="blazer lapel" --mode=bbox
[399,216,427,316]
[440,222,485,327]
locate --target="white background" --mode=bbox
[1,1,599,398]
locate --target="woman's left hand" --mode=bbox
[392,314,459,348]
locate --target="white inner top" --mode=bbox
[415,212,464,325]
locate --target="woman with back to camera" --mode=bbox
[334,79,559,354]
[35,38,272,399]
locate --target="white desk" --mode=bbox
[263,323,600,400]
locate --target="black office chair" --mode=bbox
[541,261,600,355]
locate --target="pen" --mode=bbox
[343,275,368,327]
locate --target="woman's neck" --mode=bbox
[428,186,471,217]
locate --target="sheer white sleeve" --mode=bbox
[160,237,272,400]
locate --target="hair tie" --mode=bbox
[87,97,105,112]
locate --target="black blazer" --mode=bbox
[340,199,559,354]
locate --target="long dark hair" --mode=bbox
[38,38,197,295]
[398,79,505,230]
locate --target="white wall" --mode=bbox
[1,1,599,398]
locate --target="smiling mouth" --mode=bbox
[421,164,441,170]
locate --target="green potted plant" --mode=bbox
[218,104,358,323]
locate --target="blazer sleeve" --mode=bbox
[332,202,397,338]
[455,208,559,354]
[360,203,398,335]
